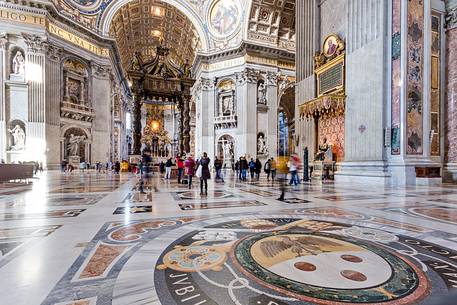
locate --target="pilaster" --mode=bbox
[266,72,278,157]
[199,77,215,159]
[0,33,7,161]
[23,33,47,163]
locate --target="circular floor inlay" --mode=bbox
[294,262,316,271]
[341,270,367,282]
[341,254,363,263]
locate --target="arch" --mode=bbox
[60,125,92,141]
[99,0,210,52]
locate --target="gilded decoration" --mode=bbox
[299,95,345,119]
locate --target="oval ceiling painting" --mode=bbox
[209,0,240,37]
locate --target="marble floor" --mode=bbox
[1,171,457,305]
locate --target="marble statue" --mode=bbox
[67,134,86,156]
[223,142,233,158]
[221,96,233,115]
[8,125,25,150]
[315,137,332,161]
[257,82,267,105]
[257,135,267,155]
[12,51,25,75]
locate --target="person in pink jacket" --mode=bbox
[184,154,196,189]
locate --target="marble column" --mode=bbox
[0,34,7,161]
[235,69,257,158]
[132,91,142,156]
[23,34,47,163]
[182,94,191,153]
[444,6,457,181]
[91,63,112,163]
[266,72,278,157]
[199,78,215,159]
[45,44,63,169]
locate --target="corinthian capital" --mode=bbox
[46,44,63,62]
[91,62,112,78]
[446,6,457,30]
[0,33,8,50]
[22,33,47,53]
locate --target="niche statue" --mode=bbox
[12,51,25,76]
[8,125,25,150]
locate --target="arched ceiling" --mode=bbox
[109,0,200,72]
[52,0,296,55]
[247,0,296,51]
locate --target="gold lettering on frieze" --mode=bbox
[47,23,109,57]
[201,57,245,72]
[0,8,45,27]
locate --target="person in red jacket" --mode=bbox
[184,154,195,189]
[176,154,185,184]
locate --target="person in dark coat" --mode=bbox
[249,158,256,180]
[214,156,224,182]
[255,158,262,181]
[198,152,211,195]
[239,157,248,181]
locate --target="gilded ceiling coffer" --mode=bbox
[128,45,195,156]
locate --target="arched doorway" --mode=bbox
[278,86,295,156]
[216,135,235,169]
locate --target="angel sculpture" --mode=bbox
[259,235,342,258]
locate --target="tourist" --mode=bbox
[137,159,143,176]
[240,156,248,181]
[255,158,262,181]
[234,159,240,179]
[214,156,224,182]
[0,159,5,164]
[61,160,67,172]
[176,154,184,184]
[198,152,211,195]
[184,154,195,189]
[114,161,121,174]
[270,158,277,182]
[264,158,271,181]
[79,161,86,173]
[159,160,165,174]
[288,154,300,186]
[165,157,173,179]
[249,158,256,180]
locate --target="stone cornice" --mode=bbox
[194,41,295,69]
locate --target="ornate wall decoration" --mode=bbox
[391,0,402,155]
[406,0,424,155]
[208,0,240,37]
[247,0,295,51]
[215,79,237,129]
[319,115,344,162]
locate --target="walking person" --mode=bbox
[264,158,271,181]
[197,152,211,195]
[255,158,262,181]
[287,154,300,186]
[249,158,256,180]
[176,154,184,184]
[185,154,196,189]
[270,158,277,182]
[240,156,248,181]
[234,159,240,179]
[165,157,173,180]
[214,156,224,182]
[114,161,121,174]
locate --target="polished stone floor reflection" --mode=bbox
[1,171,457,305]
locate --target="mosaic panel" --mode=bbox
[178,200,265,211]
[39,215,457,305]
[406,0,424,154]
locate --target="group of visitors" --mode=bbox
[60,159,121,174]
[234,157,279,182]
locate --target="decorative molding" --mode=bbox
[201,77,214,90]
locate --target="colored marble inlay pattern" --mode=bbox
[178,200,265,210]
[406,0,424,154]
[318,113,345,161]
[391,0,401,154]
[445,28,457,162]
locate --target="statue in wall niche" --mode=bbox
[12,51,25,75]
[257,82,267,105]
[181,59,191,78]
[223,141,234,159]
[257,134,267,155]
[8,125,25,150]
[221,96,233,116]
[67,134,86,156]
